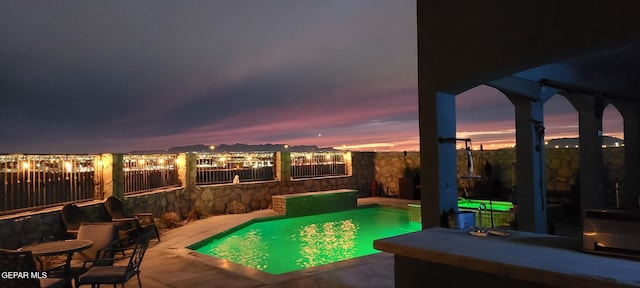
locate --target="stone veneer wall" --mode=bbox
[193,177,353,215]
[122,187,191,218]
[370,152,421,197]
[460,147,625,204]
[0,202,111,249]
[272,189,358,217]
[368,148,624,201]
[349,152,376,197]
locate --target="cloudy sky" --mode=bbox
[0,1,623,154]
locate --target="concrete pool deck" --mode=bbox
[124,197,418,288]
[124,197,582,288]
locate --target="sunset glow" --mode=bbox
[0,1,624,154]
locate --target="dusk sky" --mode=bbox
[0,1,624,154]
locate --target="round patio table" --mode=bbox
[20,239,93,282]
[20,239,93,257]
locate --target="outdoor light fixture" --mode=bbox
[438,137,481,179]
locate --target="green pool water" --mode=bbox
[190,207,421,275]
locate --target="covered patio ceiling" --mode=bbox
[515,43,640,103]
[417,0,640,233]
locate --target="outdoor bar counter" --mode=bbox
[373,227,640,288]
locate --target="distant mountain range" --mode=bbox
[546,136,623,147]
[129,136,624,154]
[130,143,338,154]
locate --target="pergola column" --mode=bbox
[617,101,640,208]
[419,90,458,228]
[505,91,548,233]
[564,93,606,212]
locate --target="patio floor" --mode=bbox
[112,197,417,288]
[119,197,580,288]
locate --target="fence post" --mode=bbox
[101,153,124,200]
[276,151,291,183]
[93,155,104,200]
[344,151,353,176]
[181,153,197,192]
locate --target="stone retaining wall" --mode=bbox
[0,176,354,249]
[193,177,353,215]
[0,202,110,249]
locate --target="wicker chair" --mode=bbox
[104,197,160,243]
[77,229,153,288]
[0,249,68,288]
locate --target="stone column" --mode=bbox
[178,153,196,193]
[93,155,105,199]
[344,151,353,176]
[276,151,291,184]
[102,153,124,200]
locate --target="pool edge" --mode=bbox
[184,203,411,280]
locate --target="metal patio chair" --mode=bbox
[60,204,86,238]
[104,197,160,243]
[77,229,153,288]
[49,223,121,287]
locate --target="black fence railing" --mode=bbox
[290,152,347,179]
[1,151,350,215]
[196,152,275,184]
[123,154,180,195]
[0,154,96,215]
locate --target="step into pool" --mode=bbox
[189,206,421,274]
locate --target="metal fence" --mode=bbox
[0,154,96,215]
[123,154,180,195]
[0,151,348,214]
[196,152,275,184]
[290,151,347,179]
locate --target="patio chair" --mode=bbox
[77,228,154,288]
[104,196,160,242]
[0,249,68,288]
[60,203,86,237]
[48,223,120,287]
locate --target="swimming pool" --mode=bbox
[189,206,420,274]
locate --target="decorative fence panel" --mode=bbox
[123,154,180,195]
[290,151,347,179]
[0,155,96,215]
[196,152,275,184]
